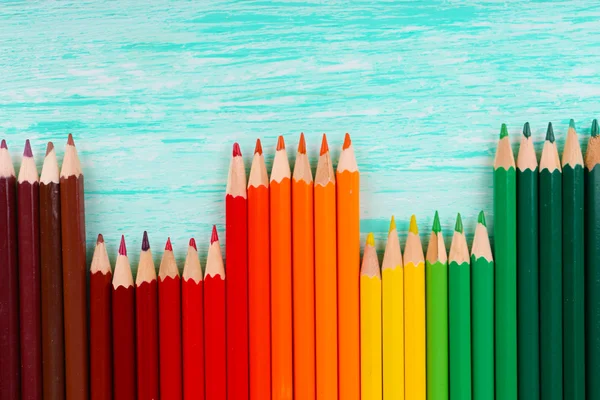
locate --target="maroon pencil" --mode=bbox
[60,134,88,399]
[112,235,136,400]
[0,139,20,399]
[39,142,65,400]
[89,234,112,400]
[136,231,160,400]
[18,139,42,399]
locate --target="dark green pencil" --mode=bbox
[539,122,563,400]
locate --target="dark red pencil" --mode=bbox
[136,231,160,400]
[18,139,42,399]
[226,143,249,400]
[182,238,205,400]
[90,234,112,400]
[0,139,20,399]
[112,235,136,400]
[159,238,183,400]
[205,226,227,400]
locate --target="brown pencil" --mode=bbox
[60,134,88,399]
[40,142,65,400]
[0,139,20,399]
[18,139,42,399]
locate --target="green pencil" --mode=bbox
[449,213,471,400]
[516,122,539,400]
[426,211,448,400]
[585,119,600,399]
[562,119,585,400]
[539,122,563,400]
[471,211,494,400]
[493,123,517,400]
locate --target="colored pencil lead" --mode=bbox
[97,233,104,244]
[409,215,418,234]
[343,133,352,150]
[46,142,54,156]
[523,122,531,138]
[165,237,172,251]
[592,119,599,137]
[67,133,74,146]
[254,139,263,155]
[233,143,242,157]
[366,232,375,247]
[119,235,127,256]
[211,225,219,244]
[24,139,33,157]
[432,211,441,233]
[142,231,150,251]
[277,135,285,151]
[320,134,329,156]
[454,213,463,233]
[545,122,555,143]
[569,119,576,129]
[189,238,197,251]
[389,215,396,233]
[478,210,486,227]
[500,123,508,139]
[298,133,306,154]
[1,139,6,149]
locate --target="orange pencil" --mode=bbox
[292,133,316,400]
[270,135,293,400]
[314,134,338,400]
[248,139,271,400]
[337,133,360,400]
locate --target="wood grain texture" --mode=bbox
[1,1,599,259]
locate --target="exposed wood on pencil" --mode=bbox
[517,122,538,171]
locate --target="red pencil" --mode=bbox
[182,238,205,400]
[89,234,112,400]
[17,139,42,399]
[112,235,136,400]
[136,231,159,400]
[226,142,249,400]
[0,139,20,399]
[205,225,227,400]
[159,237,183,400]
[248,138,271,400]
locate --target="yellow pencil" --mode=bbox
[404,215,426,400]
[382,216,404,400]
[360,233,382,400]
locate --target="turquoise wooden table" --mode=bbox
[1,1,599,264]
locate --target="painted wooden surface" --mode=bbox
[1,1,599,263]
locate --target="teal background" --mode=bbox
[1,1,599,263]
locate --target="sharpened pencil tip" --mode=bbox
[343,133,352,150]
[569,119,576,129]
[96,233,104,244]
[500,124,508,139]
[211,225,219,244]
[409,215,418,234]
[276,136,285,151]
[142,231,150,251]
[320,134,329,156]
[1,139,7,149]
[67,133,74,146]
[165,237,172,251]
[254,139,263,155]
[297,133,306,154]
[119,235,127,256]
[523,122,531,138]
[232,143,242,157]
[366,232,375,247]
[46,142,54,156]
[478,210,487,227]
[23,140,33,157]
[389,215,396,234]
[546,122,555,143]
[592,119,599,137]
[432,211,441,233]
[454,213,463,233]
[189,238,197,250]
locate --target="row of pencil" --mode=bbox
[493,119,599,400]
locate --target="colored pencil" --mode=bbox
[585,118,600,399]
[539,122,563,400]
[205,226,227,400]
[562,119,585,400]
[182,238,205,400]
[292,133,316,400]
[159,237,183,400]
[136,231,160,400]
[89,234,112,400]
[382,216,403,400]
[60,134,89,399]
[471,211,494,400]
[426,211,448,400]
[360,233,382,400]
[448,214,471,400]
[337,133,360,400]
[0,140,20,400]
[493,124,517,400]
[39,141,65,400]
[404,215,426,400]
[248,139,271,400]
[226,142,249,400]
[314,134,338,400]
[270,135,293,400]
[18,139,42,399]
[516,122,539,400]
[112,235,136,400]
